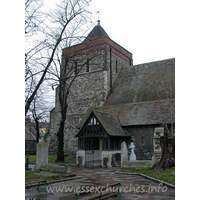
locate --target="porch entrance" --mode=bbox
[76,112,130,167]
[85,150,102,167]
[85,150,94,167]
[85,138,102,167]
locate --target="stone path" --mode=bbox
[25,166,175,200]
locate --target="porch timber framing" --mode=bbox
[78,113,110,150]
[77,112,129,151]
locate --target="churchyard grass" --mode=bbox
[25,155,76,164]
[25,170,69,183]
[120,165,175,185]
[25,170,38,182]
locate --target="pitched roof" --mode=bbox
[78,99,175,128]
[97,99,175,126]
[94,111,129,137]
[76,110,129,137]
[104,58,175,106]
[84,21,109,42]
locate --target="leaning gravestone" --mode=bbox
[121,141,128,168]
[36,141,48,169]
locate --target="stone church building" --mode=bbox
[48,20,132,154]
[48,21,175,167]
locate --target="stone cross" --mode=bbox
[129,142,136,161]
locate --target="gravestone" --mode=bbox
[40,164,65,173]
[153,127,164,160]
[65,164,72,174]
[151,155,156,168]
[121,142,128,168]
[36,141,48,169]
[129,142,136,161]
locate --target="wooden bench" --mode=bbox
[25,170,49,191]
[76,182,121,200]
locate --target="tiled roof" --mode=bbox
[78,99,175,128]
[76,110,129,137]
[84,21,109,42]
[104,58,175,106]
[97,99,175,126]
[94,111,129,137]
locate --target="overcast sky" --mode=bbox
[44,0,175,65]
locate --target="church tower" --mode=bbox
[48,21,133,155]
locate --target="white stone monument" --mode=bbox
[121,141,128,168]
[129,142,136,161]
[36,141,48,169]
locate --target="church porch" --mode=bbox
[76,110,130,167]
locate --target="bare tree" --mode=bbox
[25,0,43,35]
[25,0,92,116]
[156,135,175,169]
[25,0,45,111]
[25,0,102,162]
[49,39,101,161]
[29,91,50,143]
[30,98,41,144]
